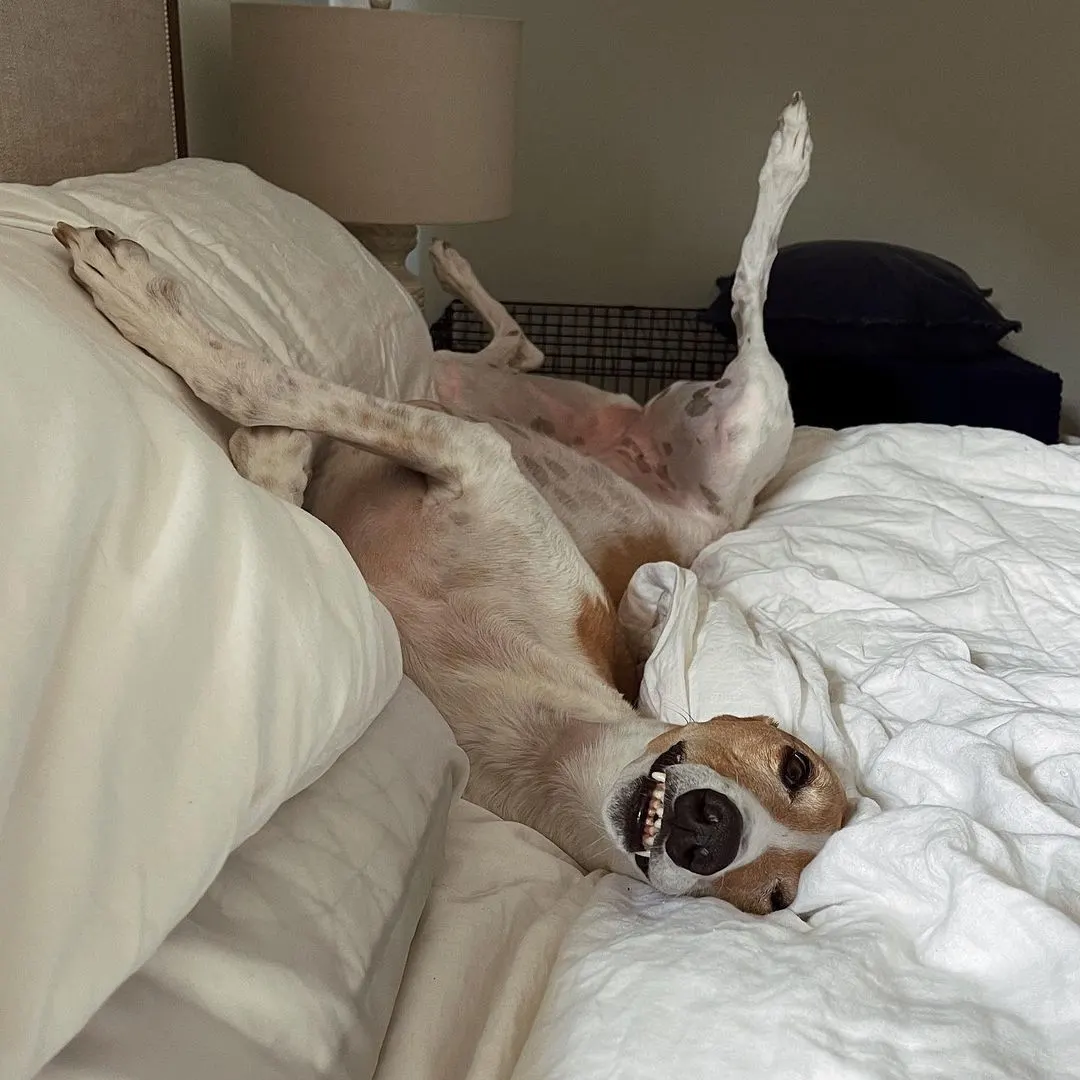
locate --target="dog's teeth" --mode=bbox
[651,771,665,782]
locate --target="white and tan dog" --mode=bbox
[54,94,846,914]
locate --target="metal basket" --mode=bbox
[430,299,736,403]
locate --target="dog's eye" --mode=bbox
[780,748,812,792]
[769,884,789,911]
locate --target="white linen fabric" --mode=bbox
[0,160,431,1078]
[514,425,1080,1080]
[375,801,601,1080]
[41,679,468,1080]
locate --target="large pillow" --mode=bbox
[43,680,469,1080]
[702,240,1022,359]
[0,160,431,1078]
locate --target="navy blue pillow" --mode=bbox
[702,240,1022,358]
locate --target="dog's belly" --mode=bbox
[488,419,716,605]
[306,437,612,684]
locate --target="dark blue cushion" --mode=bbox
[778,346,1061,444]
[703,240,1022,358]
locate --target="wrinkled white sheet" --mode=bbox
[515,424,1080,1080]
[42,680,468,1080]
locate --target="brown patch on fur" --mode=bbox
[679,715,846,832]
[575,593,637,701]
[710,847,817,914]
[575,594,616,684]
[596,532,678,606]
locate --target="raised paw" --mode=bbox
[429,239,477,298]
[53,222,189,358]
[760,91,813,199]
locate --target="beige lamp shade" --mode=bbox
[230,3,521,226]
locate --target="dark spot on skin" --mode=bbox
[685,386,713,417]
[571,436,586,448]
[208,338,224,351]
[658,463,672,483]
[530,416,557,436]
[661,441,673,456]
[718,377,732,389]
[700,483,723,514]
[546,457,570,481]
[149,276,183,314]
[634,455,652,474]
[521,455,550,485]
[450,509,470,526]
[507,328,522,338]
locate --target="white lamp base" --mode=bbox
[347,223,424,309]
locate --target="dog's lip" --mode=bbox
[626,741,686,876]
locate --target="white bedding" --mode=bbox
[0,160,434,1078]
[42,679,467,1080]
[514,424,1080,1080]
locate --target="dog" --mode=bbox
[54,94,846,914]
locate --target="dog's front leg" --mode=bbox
[54,223,512,495]
[429,240,544,372]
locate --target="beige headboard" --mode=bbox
[0,0,186,184]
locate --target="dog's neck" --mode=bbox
[457,672,671,871]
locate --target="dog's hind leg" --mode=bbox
[54,223,514,496]
[639,93,810,529]
[429,240,544,372]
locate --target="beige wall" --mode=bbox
[418,0,1080,432]
[180,0,1080,431]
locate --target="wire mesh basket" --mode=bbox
[430,299,737,403]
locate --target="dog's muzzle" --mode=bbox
[663,788,742,875]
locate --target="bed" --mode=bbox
[3,3,1079,1079]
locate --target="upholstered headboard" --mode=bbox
[0,0,186,184]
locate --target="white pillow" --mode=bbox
[0,160,428,1078]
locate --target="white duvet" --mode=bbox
[514,424,1080,1080]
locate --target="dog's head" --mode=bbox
[604,715,846,913]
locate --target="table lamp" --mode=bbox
[231,1,521,308]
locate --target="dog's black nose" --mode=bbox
[664,789,742,875]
